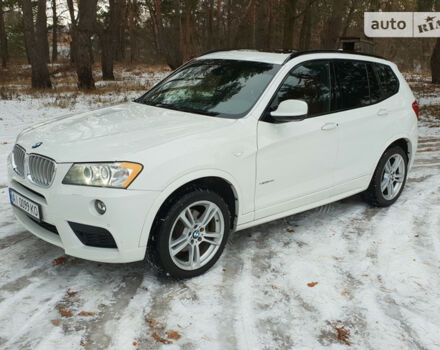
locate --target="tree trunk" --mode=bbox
[119,0,128,60]
[74,0,97,89]
[184,1,195,59]
[232,0,255,49]
[177,3,184,63]
[282,0,297,50]
[207,0,214,49]
[154,0,162,54]
[216,0,222,47]
[252,0,257,48]
[166,1,183,69]
[320,0,348,49]
[51,0,57,62]
[147,4,159,53]
[266,0,272,50]
[67,0,76,64]
[129,0,137,63]
[98,0,118,80]
[299,2,311,50]
[431,38,440,83]
[147,0,183,69]
[226,0,232,47]
[21,0,52,88]
[69,39,75,63]
[35,0,49,64]
[0,0,8,68]
[418,0,438,83]
[100,31,114,80]
[341,0,355,38]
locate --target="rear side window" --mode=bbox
[272,61,331,117]
[374,63,399,98]
[367,64,382,104]
[334,61,370,109]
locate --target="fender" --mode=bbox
[369,132,415,182]
[138,168,243,247]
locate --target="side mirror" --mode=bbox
[270,99,308,122]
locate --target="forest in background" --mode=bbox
[0,0,439,90]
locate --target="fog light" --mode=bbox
[95,200,106,215]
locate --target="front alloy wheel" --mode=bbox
[169,201,225,271]
[149,189,231,278]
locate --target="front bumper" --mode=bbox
[7,157,160,263]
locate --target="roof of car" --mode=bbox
[198,49,386,65]
[198,50,291,65]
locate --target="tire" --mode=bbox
[148,189,231,279]
[362,146,408,207]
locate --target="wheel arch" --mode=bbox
[386,138,412,160]
[368,136,414,184]
[382,137,414,166]
[138,170,241,248]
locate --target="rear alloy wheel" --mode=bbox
[150,190,231,278]
[380,153,405,201]
[363,146,408,207]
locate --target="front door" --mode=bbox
[255,60,339,219]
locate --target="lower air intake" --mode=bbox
[68,222,117,249]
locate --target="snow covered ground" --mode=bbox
[0,75,439,350]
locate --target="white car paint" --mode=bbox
[7,50,418,263]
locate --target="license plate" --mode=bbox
[9,189,42,221]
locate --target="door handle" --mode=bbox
[321,122,339,131]
[377,109,388,117]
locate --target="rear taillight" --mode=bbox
[412,100,419,120]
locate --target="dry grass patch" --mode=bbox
[420,104,440,120]
[1,61,169,109]
[0,61,169,106]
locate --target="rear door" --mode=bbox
[331,60,398,192]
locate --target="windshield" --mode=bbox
[136,59,280,119]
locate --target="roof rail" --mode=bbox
[283,49,385,64]
[202,48,294,55]
[199,48,385,64]
[200,48,249,56]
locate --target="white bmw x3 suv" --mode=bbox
[8,50,418,278]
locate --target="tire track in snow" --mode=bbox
[140,238,249,350]
[363,179,440,347]
[0,260,92,349]
[315,202,376,348]
[0,231,29,250]
[80,271,145,350]
[377,294,430,350]
[214,233,244,349]
[139,276,188,350]
[231,210,337,349]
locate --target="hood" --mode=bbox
[17,102,236,162]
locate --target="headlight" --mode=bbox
[62,162,143,188]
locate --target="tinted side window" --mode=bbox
[334,61,370,109]
[273,61,331,117]
[367,63,382,104]
[374,63,399,98]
